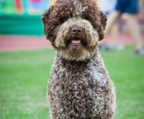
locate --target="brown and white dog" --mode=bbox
[42,0,116,118]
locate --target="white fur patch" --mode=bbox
[92,66,106,84]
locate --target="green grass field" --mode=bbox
[0,46,144,119]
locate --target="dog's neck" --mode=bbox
[55,47,99,66]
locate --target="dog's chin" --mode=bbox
[58,39,91,61]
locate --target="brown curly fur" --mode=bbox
[48,49,116,119]
[42,0,107,48]
[42,0,116,119]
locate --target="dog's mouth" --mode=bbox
[71,39,81,46]
[65,33,87,48]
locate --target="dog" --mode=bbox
[42,0,116,118]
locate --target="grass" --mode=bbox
[0,46,144,119]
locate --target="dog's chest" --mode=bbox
[49,59,112,117]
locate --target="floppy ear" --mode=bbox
[81,0,107,41]
[42,2,74,48]
[100,11,107,31]
[42,5,55,42]
[97,11,107,41]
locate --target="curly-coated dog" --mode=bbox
[42,0,116,118]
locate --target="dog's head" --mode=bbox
[42,0,107,61]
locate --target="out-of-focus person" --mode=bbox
[139,0,144,20]
[99,0,124,51]
[105,0,144,55]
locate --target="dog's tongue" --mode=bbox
[72,40,81,45]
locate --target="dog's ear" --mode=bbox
[42,5,55,45]
[81,0,107,41]
[100,11,107,31]
[42,2,73,48]
[98,11,107,41]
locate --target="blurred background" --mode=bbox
[0,0,54,36]
[0,0,143,51]
[0,0,144,119]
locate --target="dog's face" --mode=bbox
[42,0,107,61]
[54,18,99,60]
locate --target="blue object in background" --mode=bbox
[27,0,49,14]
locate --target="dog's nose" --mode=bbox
[71,26,82,34]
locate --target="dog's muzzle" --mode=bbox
[69,25,86,46]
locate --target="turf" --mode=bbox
[0,46,144,119]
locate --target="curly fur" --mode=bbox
[54,18,99,61]
[42,0,116,119]
[42,0,107,47]
[48,49,116,119]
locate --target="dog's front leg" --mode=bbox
[50,113,70,119]
[58,114,70,119]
